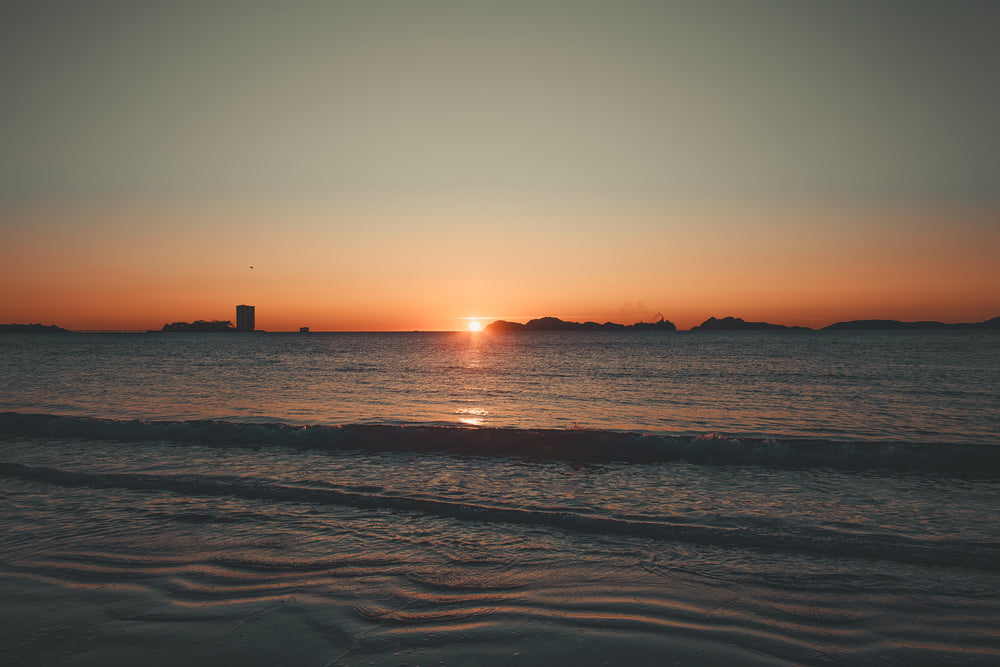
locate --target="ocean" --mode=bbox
[1,330,998,665]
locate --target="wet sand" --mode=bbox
[1,576,786,666]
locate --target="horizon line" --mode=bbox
[6,312,999,334]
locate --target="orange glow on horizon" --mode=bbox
[1,200,998,332]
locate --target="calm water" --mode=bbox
[2,329,998,442]
[1,331,998,665]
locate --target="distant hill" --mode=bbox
[691,316,811,332]
[486,316,676,332]
[824,317,1000,330]
[0,323,69,333]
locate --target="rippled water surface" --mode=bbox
[1,331,998,665]
[2,329,998,443]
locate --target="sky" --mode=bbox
[2,0,998,331]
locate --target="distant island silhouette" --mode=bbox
[160,319,236,332]
[823,317,1000,330]
[0,323,69,333]
[688,315,1000,331]
[691,316,811,332]
[486,316,677,332]
[4,315,998,333]
[485,315,1000,332]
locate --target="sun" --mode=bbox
[467,319,483,332]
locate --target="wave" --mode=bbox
[1,460,996,572]
[0,411,997,476]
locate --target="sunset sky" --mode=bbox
[2,1,998,331]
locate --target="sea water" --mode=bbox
[1,330,998,665]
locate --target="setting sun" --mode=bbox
[467,319,482,332]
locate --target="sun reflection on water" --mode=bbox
[457,408,489,426]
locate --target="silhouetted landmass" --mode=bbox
[0,323,69,333]
[487,315,1000,333]
[486,317,676,332]
[970,316,1000,329]
[824,319,947,330]
[627,319,680,331]
[161,319,235,332]
[691,316,811,332]
[824,317,1000,330]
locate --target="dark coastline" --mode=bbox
[486,315,1000,333]
[824,317,1000,331]
[5,316,999,334]
[486,316,677,332]
[690,316,811,332]
[0,323,69,333]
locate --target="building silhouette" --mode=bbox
[236,305,255,332]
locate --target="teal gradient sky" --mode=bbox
[2,1,998,330]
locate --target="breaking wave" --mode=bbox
[0,411,997,476]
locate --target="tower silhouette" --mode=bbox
[236,305,255,332]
